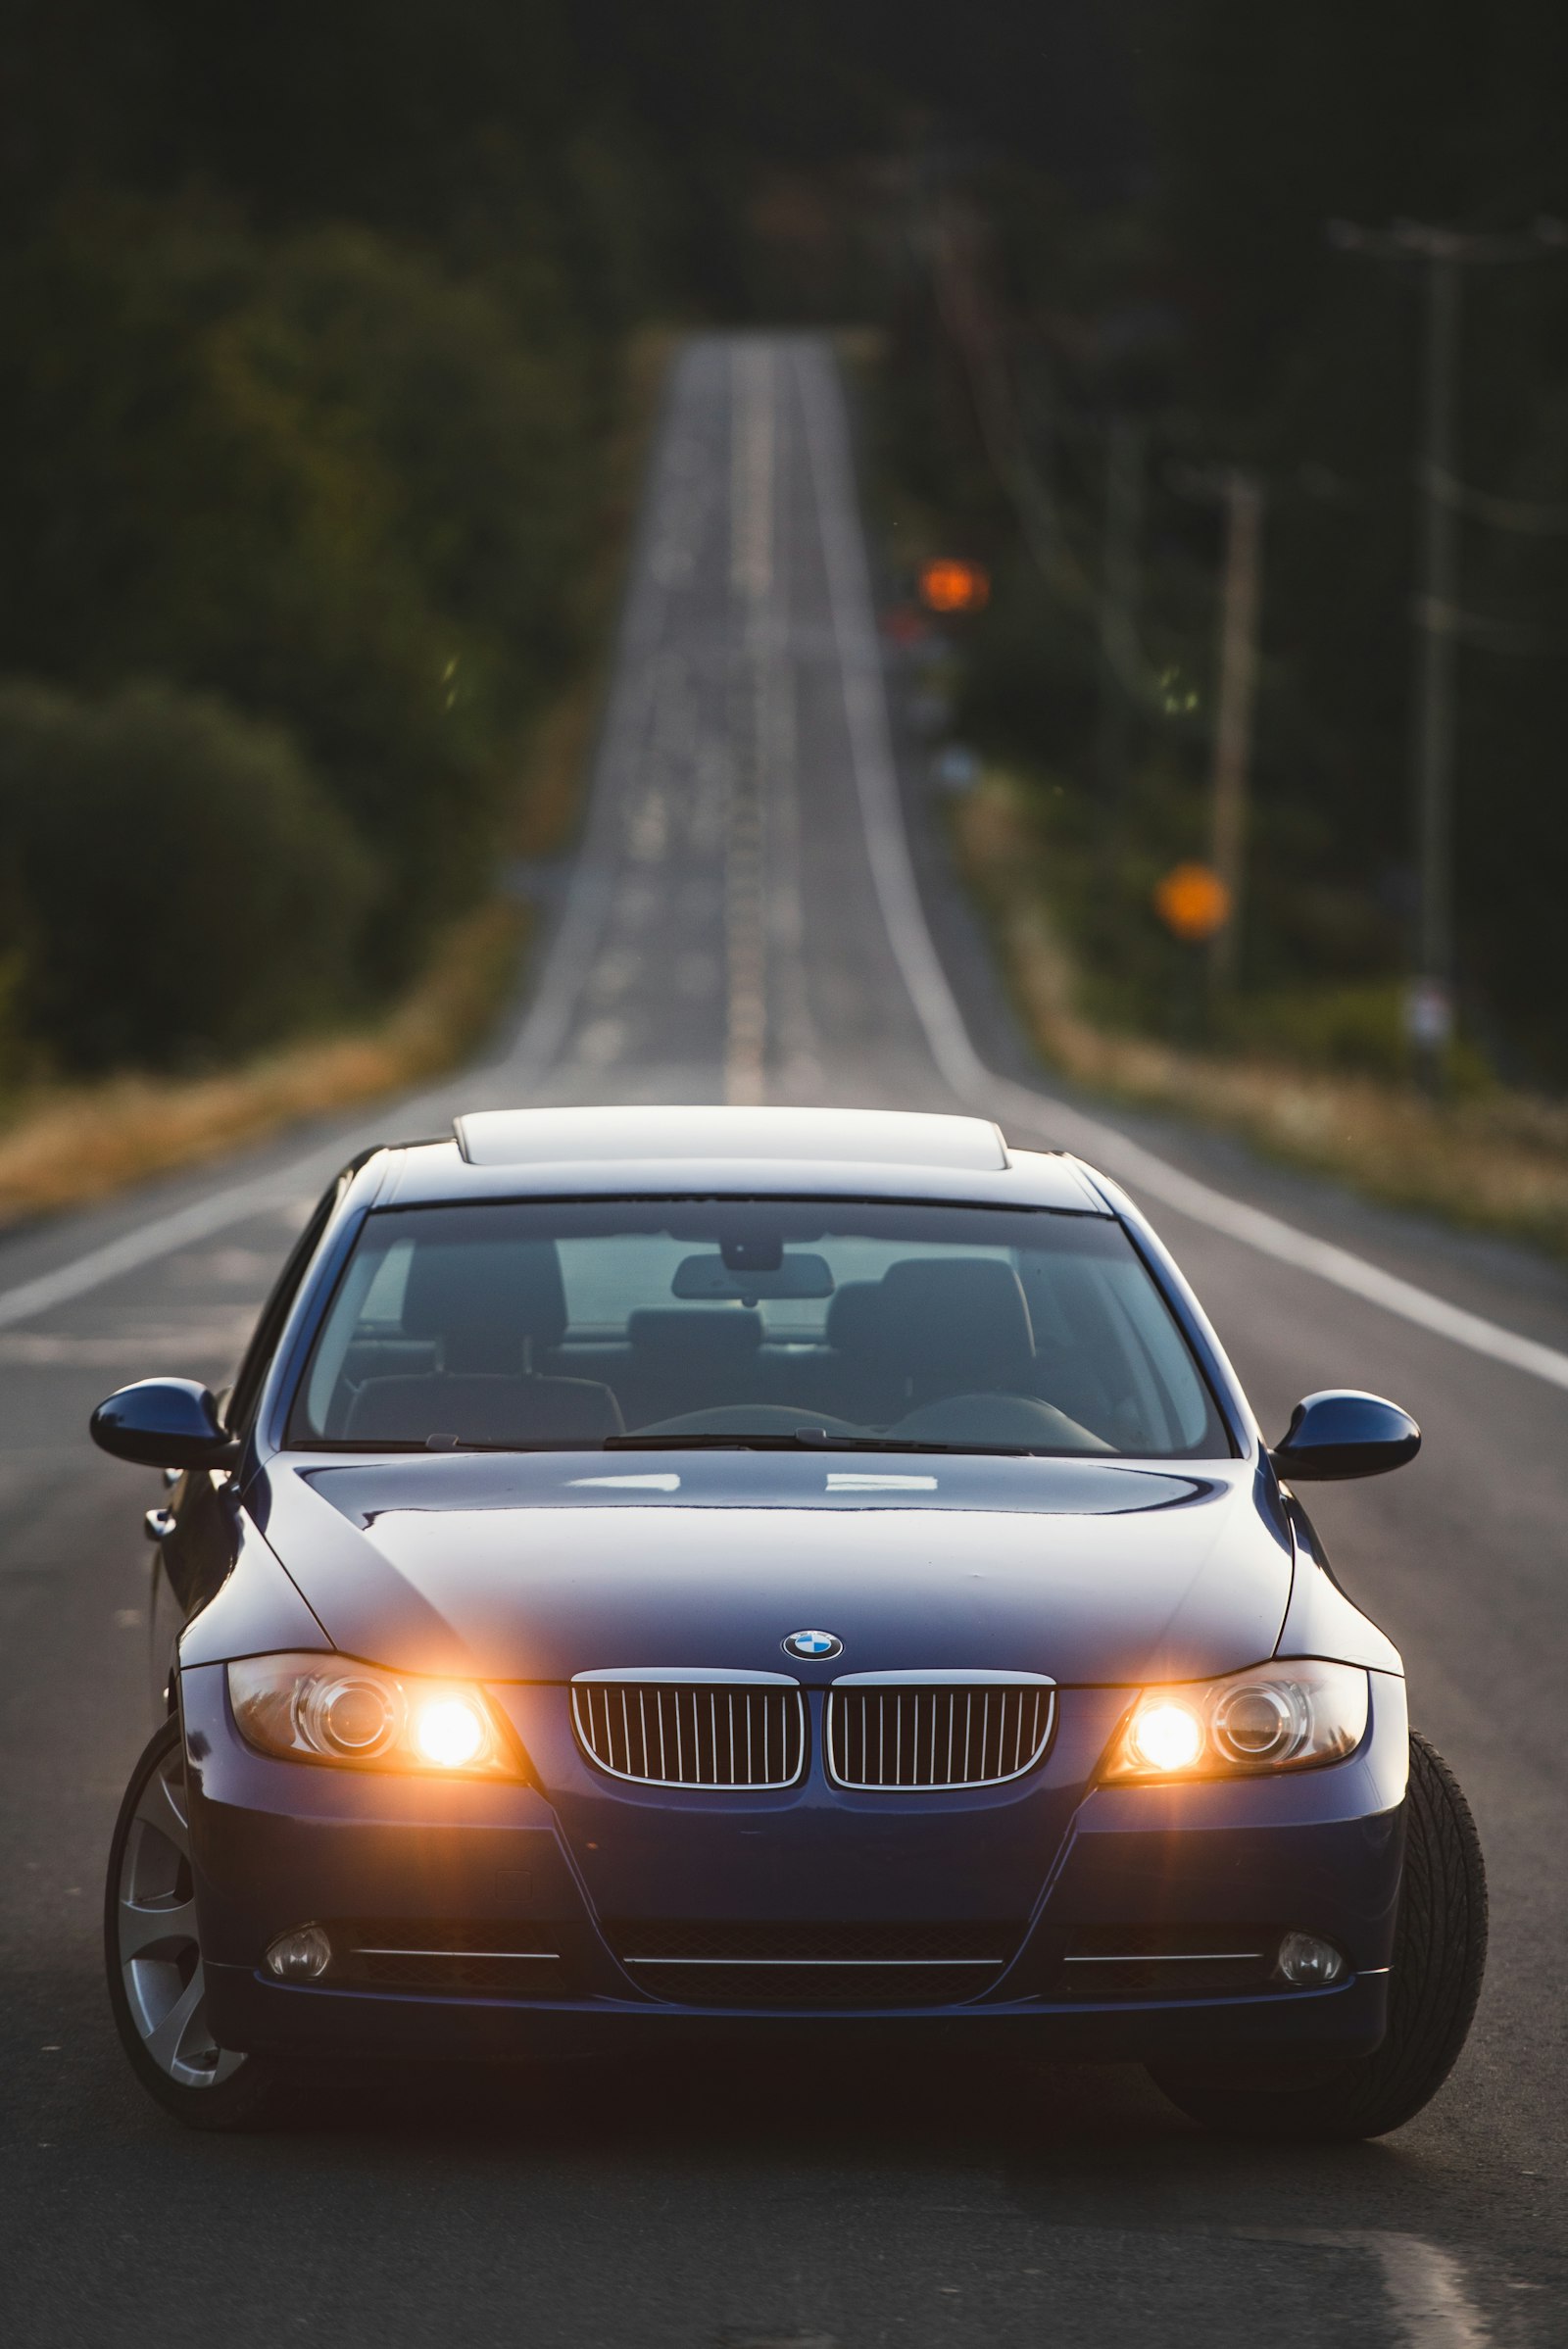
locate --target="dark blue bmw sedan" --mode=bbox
[92,1105,1485,2136]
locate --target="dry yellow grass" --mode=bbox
[954,773,1568,1257]
[0,900,525,1227]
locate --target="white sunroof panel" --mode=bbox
[453,1105,1010,1172]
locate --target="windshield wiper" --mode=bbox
[308,1433,1046,1459]
[602,1430,1036,1456]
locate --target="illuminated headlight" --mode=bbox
[228,1652,520,1779]
[1098,1660,1368,1784]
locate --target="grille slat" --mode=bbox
[573,1676,806,1789]
[827,1679,1054,1789]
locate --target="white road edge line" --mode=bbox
[793,340,1568,1396]
[0,1101,458,1336]
[1243,2230,1493,2349]
[1364,2232,1494,2349]
[0,1158,335,1335]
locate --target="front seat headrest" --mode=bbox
[876,1257,1035,1391]
[402,1238,567,1372]
[824,1281,883,1355]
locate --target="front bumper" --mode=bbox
[204,1966,1390,2066]
[181,1663,1407,2069]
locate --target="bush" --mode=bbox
[0,680,371,1072]
[0,205,603,976]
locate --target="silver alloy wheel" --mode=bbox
[115,1739,245,2089]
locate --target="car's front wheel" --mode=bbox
[1149,1729,1487,2141]
[105,1715,291,2129]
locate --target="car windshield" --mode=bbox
[288,1199,1229,1457]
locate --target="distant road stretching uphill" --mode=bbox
[1,336,1563,2348]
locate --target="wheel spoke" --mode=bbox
[115,1732,248,2092]
[143,1968,210,2079]
[138,1758,191,1854]
[118,1892,199,1961]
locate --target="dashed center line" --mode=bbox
[725,341,776,1104]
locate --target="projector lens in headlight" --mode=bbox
[228,1653,520,1779]
[1099,1660,1368,1783]
[297,1672,401,1760]
[1211,1680,1308,1764]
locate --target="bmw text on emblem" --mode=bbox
[783,1629,843,1661]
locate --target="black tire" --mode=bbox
[1149,1729,1488,2141]
[105,1715,295,2130]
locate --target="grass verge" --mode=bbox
[954,771,1568,1259]
[0,900,525,1227]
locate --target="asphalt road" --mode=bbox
[2,335,1565,2349]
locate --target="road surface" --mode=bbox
[2,336,1564,2347]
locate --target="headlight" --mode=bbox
[227,1652,521,1779]
[1098,1659,1368,1783]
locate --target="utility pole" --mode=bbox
[1329,216,1564,1088]
[1208,469,1264,992]
[1097,414,1145,820]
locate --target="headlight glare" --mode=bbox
[1100,1660,1368,1784]
[415,1693,487,1770]
[1127,1699,1203,1774]
[229,1652,518,1778]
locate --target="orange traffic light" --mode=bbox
[917,558,991,614]
[1153,861,1233,943]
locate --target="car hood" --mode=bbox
[242,1449,1292,1687]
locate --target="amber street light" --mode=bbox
[918,558,991,613]
[1153,860,1232,945]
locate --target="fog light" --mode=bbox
[1275,1930,1346,1987]
[265,1923,332,1982]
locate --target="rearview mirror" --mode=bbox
[671,1251,834,1302]
[1270,1389,1420,1483]
[90,1378,239,1471]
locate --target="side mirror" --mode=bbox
[90,1378,239,1471]
[1270,1389,1420,1484]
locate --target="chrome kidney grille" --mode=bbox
[826,1675,1055,1789]
[571,1672,807,1789]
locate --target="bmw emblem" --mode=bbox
[783,1629,843,1661]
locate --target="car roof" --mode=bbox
[368,1106,1108,1212]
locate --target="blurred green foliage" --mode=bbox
[0,209,600,980]
[0,208,619,1068]
[0,680,369,1069]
